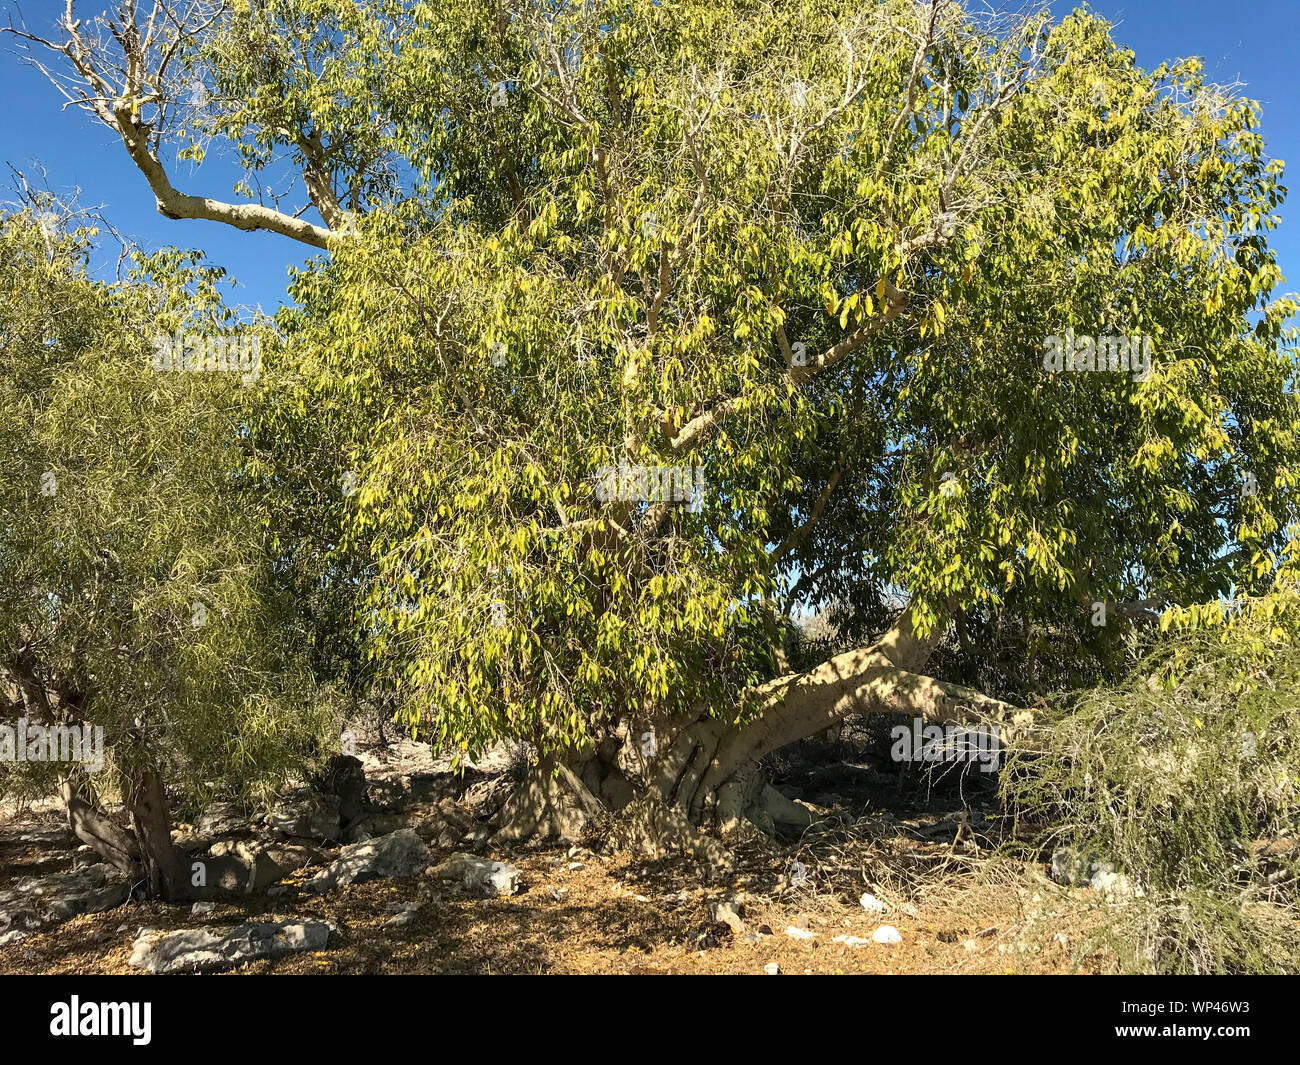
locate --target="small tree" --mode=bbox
[0,210,336,897]
[1002,553,1300,973]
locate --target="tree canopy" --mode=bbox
[247,0,1300,761]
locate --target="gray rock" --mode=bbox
[17,828,72,846]
[4,865,129,925]
[712,900,746,934]
[343,811,409,844]
[268,787,342,841]
[1050,848,1142,897]
[441,741,526,774]
[1090,866,1142,898]
[871,925,903,944]
[315,755,369,826]
[194,802,251,837]
[185,854,254,896]
[0,929,31,946]
[204,839,326,894]
[128,920,333,974]
[187,844,303,899]
[303,828,431,892]
[494,763,601,843]
[346,802,472,848]
[0,907,43,933]
[1049,848,1094,887]
[383,902,422,928]
[461,774,518,816]
[437,798,475,833]
[427,852,523,897]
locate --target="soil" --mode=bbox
[0,746,1118,975]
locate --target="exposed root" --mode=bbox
[606,796,732,869]
[494,759,605,844]
[492,604,1035,856]
[60,777,140,876]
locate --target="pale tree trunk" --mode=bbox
[498,602,1034,861]
[5,10,338,249]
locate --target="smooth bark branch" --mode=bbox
[1079,592,1167,622]
[296,131,348,231]
[664,281,908,455]
[112,104,334,246]
[879,0,945,173]
[771,466,843,561]
[704,663,1028,791]
[696,602,1030,798]
[645,105,713,338]
[4,2,336,249]
[789,279,908,385]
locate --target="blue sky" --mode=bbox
[0,0,1296,312]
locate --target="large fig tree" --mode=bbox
[12,0,1297,851]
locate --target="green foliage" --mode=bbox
[236,2,1299,761]
[1002,583,1300,973]
[0,210,338,811]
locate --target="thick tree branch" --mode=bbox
[699,602,1033,795]
[664,280,908,455]
[4,1,336,249]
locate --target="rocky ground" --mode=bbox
[0,731,1120,975]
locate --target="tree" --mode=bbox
[0,209,336,896]
[13,0,1298,852]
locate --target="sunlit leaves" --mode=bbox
[230,1,1299,757]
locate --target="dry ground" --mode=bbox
[0,801,1117,975]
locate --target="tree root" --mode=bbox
[492,604,1036,855]
[494,758,605,844]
